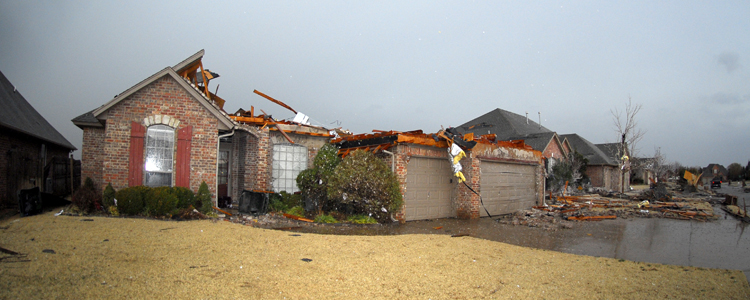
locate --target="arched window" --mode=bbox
[144,124,174,187]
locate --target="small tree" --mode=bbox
[611,96,646,192]
[327,150,402,223]
[103,183,116,209]
[196,181,213,214]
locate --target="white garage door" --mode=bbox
[405,157,455,221]
[480,161,537,216]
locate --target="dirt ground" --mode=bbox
[1,211,748,299]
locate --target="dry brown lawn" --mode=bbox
[1,211,748,299]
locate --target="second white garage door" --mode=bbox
[480,161,537,216]
[404,157,455,221]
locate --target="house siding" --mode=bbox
[1,129,71,206]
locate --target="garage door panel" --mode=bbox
[405,157,455,221]
[480,161,537,217]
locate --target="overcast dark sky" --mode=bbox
[1,1,748,168]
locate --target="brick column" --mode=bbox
[456,154,480,219]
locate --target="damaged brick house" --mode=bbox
[559,134,629,192]
[1,70,77,208]
[334,130,543,222]
[457,109,569,161]
[72,50,331,204]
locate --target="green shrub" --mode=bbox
[314,214,338,223]
[268,193,287,212]
[116,186,150,215]
[327,150,402,223]
[297,144,341,213]
[72,177,102,214]
[346,215,377,224]
[171,186,195,209]
[108,206,119,216]
[286,206,305,217]
[103,183,116,209]
[145,186,178,217]
[195,181,213,214]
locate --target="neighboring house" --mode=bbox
[458,108,568,161]
[596,143,630,191]
[0,70,77,208]
[559,134,628,192]
[72,50,331,204]
[629,157,655,185]
[701,163,728,185]
[334,130,544,221]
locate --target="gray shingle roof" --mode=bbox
[458,108,553,140]
[559,134,617,166]
[458,108,561,153]
[0,70,76,150]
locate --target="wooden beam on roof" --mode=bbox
[254,90,297,114]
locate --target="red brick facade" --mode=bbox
[84,75,221,197]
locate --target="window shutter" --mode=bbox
[128,122,145,187]
[176,125,192,188]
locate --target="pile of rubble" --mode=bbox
[499,182,720,229]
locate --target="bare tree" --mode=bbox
[648,147,670,182]
[611,96,646,192]
[611,96,646,159]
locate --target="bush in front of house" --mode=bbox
[314,214,338,223]
[326,149,402,223]
[297,144,341,213]
[286,206,305,218]
[195,181,213,214]
[72,177,102,214]
[145,186,179,216]
[346,215,377,224]
[103,183,116,209]
[116,186,150,215]
[171,186,195,209]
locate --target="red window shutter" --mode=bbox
[175,125,192,188]
[128,122,145,187]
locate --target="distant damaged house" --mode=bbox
[457,109,568,161]
[72,50,331,204]
[1,70,77,208]
[334,130,543,222]
[559,134,628,192]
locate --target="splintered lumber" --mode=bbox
[567,215,617,221]
[213,206,232,217]
[254,90,297,114]
[283,213,313,222]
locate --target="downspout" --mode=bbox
[216,129,235,207]
[382,150,395,172]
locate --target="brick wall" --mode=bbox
[92,75,221,198]
[81,126,105,189]
[543,139,565,160]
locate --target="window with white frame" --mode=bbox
[144,125,174,187]
[272,144,307,193]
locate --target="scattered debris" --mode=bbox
[282,213,313,222]
[500,182,720,229]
